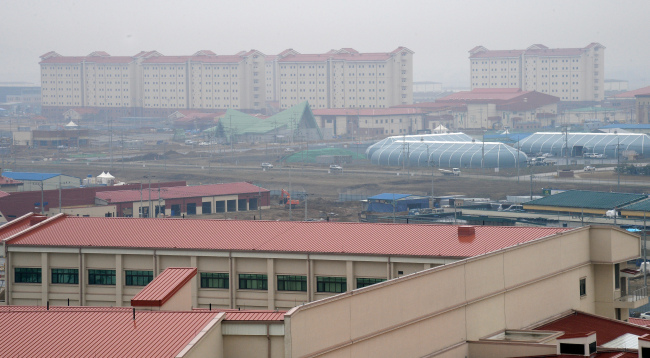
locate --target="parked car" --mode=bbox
[329,164,343,171]
[198,141,209,146]
[261,162,273,169]
[583,166,596,172]
[640,311,650,319]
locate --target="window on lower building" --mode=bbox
[317,276,346,293]
[125,270,154,286]
[52,268,79,284]
[201,272,229,289]
[88,269,116,285]
[239,274,268,290]
[15,268,42,283]
[579,277,587,297]
[277,275,307,291]
[356,278,386,289]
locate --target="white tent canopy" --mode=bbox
[65,121,78,127]
[433,125,448,133]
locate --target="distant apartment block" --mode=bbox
[267,47,414,110]
[39,50,266,119]
[469,43,605,102]
[40,47,412,119]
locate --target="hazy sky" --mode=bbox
[3,0,650,89]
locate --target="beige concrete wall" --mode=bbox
[182,316,224,358]
[467,341,556,358]
[283,227,639,358]
[49,205,117,218]
[160,280,192,311]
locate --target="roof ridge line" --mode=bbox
[3,213,66,244]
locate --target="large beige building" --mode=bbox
[469,43,605,102]
[39,50,267,119]
[40,47,413,119]
[272,47,414,110]
[1,213,644,357]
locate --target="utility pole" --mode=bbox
[564,127,569,170]
[304,192,308,221]
[616,131,620,192]
[140,181,143,218]
[58,175,62,213]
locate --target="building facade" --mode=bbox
[469,43,605,102]
[312,107,425,138]
[39,50,267,119]
[275,47,414,110]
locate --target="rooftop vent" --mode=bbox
[458,226,475,236]
[556,331,596,356]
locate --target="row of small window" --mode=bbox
[14,268,151,286]
[203,273,385,292]
[14,269,386,292]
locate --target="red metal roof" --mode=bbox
[557,331,595,339]
[96,182,269,204]
[629,318,650,327]
[131,268,197,307]
[0,176,22,186]
[142,55,245,64]
[6,216,571,259]
[613,86,650,98]
[279,52,394,62]
[40,56,134,64]
[0,190,10,198]
[535,310,650,345]
[0,213,34,241]
[439,88,530,102]
[194,308,285,321]
[312,108,423,116]
[0,306,220,357]
[469,44,600,59]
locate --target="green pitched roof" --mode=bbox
[621,198,650,212]
[525,190,647,210]
[204,101,322,140]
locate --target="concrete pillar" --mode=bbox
[267,258,275,309]
[79,252,85,306]
[41,252,49,306]
[307,258,313,302]
[229,256,235,309]
[115,254,123,306]
[190,256,198,308]
[346,261,354,292]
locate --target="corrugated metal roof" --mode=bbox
[194,308,285,321]
[628,317,650,327]
[535,311,650,345]
[525,190,647,210]
[0,213,34,241]
[368,193,412,201]
[0,306,220,357]
[621,198,650,212]
[0,190,10,198]
[2,172,60,181]
[131,268,197,307]
[96,182,269,203]
[6,216,571,258]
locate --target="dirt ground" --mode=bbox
[4,125,649,223]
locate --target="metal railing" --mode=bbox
[615,286,648,303]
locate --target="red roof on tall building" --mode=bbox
[5,215,571,258]
[0,306,221,357]
[40,56,135,64]
[96,182,268,203]
[279,47,412,63]
[469,43,603,58]
[142,55,245,64]
[131,268,197,307]
[312,108,423,116]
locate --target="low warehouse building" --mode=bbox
[95,182,271,217]
[523,190,647,216]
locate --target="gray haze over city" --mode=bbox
[2,0,650,88]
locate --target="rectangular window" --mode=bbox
[579,277,587,297]
[317,277,346,293]
[15,268,42,283]
[277,275,307,291]
[239,274,268,290]
[201,272,229,289]
[88,269,116,285]
[356,278,386,289]
[125,270,154,286]
[52,268,79,284]
[614,263,620,290]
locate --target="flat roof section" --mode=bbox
[131,267,197,307]
[96,182,269,203]
[5,215,571,259]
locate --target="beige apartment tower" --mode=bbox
[469,43,605,102]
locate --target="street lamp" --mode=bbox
[615,130,620,191]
